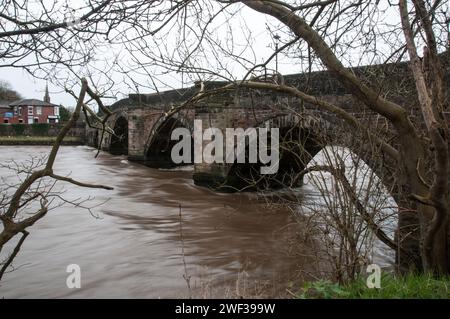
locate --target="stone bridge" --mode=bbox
[86,54,450,191]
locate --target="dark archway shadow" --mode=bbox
[145,117,193,168]
[219,126,323,192]
[110,116,128,155]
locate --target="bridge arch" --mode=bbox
[144,113,193,168]
[110,114,129,155]
[217,113,325,191]
[200,111,395,196]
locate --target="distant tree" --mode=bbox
[58,105,73,123]
[0,80,21,102]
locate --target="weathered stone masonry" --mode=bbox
[86,52,450,191]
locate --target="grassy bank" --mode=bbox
[297,274,450,299]
[0,136,84,145]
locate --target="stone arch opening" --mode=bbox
[110,116,128,155]
[223,125,323,191]
[217,112,397,199]
[145,117,193,168]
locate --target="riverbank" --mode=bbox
[296,274,450,299]
[0,136,84,145]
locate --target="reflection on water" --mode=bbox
[0,146,319,298]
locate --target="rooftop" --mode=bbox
[9,99,58,107]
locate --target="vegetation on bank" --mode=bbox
[0,123,58,135]
[297,274,450,299]
[0,136,83,145]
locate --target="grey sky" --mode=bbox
[1,70,75,106]
[1,3,284,108]
[1,1,443,108]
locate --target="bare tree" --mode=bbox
[236,0,448,275]
[292,131,398,283]
[0,78,116,281]
[1,0,448,276]
[123,0,448,274]
[0,1,155,279]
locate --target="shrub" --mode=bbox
[30,123,50,135]
[0,124,10,135]
[11,123,26,135]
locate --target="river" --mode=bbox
[0,145,325,298]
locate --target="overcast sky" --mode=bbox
[2,1,444,108]
[1,70,73,106]
[1,3,282,108]
[1,3,284,108]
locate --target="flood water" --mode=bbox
[0,146,322,298]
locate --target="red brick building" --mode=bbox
[1,85,60,124]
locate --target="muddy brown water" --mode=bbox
[0,145,323,298]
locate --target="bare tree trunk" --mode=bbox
[240,0,450,274]
[399,0,449,274]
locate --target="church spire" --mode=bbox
[43,83,50,103]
